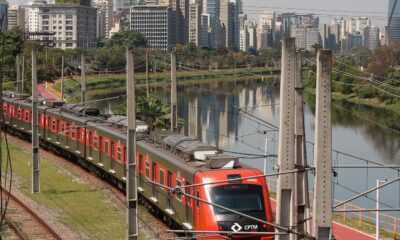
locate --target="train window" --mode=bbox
[88,132,92,146]
[25,112,29,122]
[61,122,65,135]
[76,128,81,141]
[176,179,182,201]
[104,140,109,155]
[52,119,57,132]
[2,105,6,114]
[111,141,115,159]
[71,127,76,140]
[159,169,165,188]
[117,146,122,162]
[196,190,200,208]
[93,135,98,150]
[17,109,21,119]
[145,161,150,179]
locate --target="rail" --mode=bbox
[265,177,400,238]
[1,186,63,240]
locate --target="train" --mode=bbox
[1,91,275,240]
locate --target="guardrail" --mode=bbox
[265,177,400,239]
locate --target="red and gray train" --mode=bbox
[1,91,274,239]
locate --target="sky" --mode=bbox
[243,0,389,28]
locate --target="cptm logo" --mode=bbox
[231,223,259,232]
[231,223,243,232]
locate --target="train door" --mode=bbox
[99,136,103,164]
[110,141,115,169]
[167,171,172,209]
[152,162,157,198]
[88,131,93,158]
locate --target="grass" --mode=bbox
[53,68,279,102]
[0,139,147,240]
[332,214,397,239]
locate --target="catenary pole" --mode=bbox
[32,49,40,193]
[61,56,64,102]
[294,50,310,237]
[126,48,138,240]
[81,54,86,106]
[312,50,333,239]
[145,51,149,98]
[16,54,21,92]
[276,38,296,240]
[171,52,177,132]
[21,56,25,93]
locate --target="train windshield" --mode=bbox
[208,184,265,214]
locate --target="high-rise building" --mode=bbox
[8,5,24,30]
[388,0,400,44]
[200,13,210,47]
[26,0,47,33]
[37,4,97,49]
[247,20,257,50]
[0,0,8,33]
[188,0,202,45]
[91,0,112,38]
[364,25,380,50]
[350,16,370,34]
[130,5,172,50]
[239,24,248,51]
[160,0,189,44]
[292,26,320,51]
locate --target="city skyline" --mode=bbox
[243,0,388,27]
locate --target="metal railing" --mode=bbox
[265,177,400,239]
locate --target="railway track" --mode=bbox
[0,187,62,240]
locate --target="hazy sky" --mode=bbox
[243,0,389,27]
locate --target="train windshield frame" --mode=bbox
[208,184,265,215]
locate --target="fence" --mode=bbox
[265,177,400,239]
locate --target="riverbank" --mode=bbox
[52,68,279,102]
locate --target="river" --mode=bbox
[90,78,400,218]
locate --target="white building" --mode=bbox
[188,0,202,45]
[130,5,172,51]
[91,0,112,38]
[37,4,97,49]
[25,0,47,33]
[292,26,320,51]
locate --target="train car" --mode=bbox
[1,91,274,240]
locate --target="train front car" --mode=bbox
[193,165,274,240]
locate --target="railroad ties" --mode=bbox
[1,187,62,240]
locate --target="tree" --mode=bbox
[104,31,148,49]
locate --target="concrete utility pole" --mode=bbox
[126,48,138,240]
[81,54,86,106]
[145,51,150,98]
[16,54,21,92]
[376,179,386,240]
[171,52,178,132]
[294,51,310,237]
[22,56,25,93]
[32,49,40,194]
[276,38,296,240]
[61,56,64,102]
[312,50,333,239]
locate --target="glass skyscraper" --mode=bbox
[388,0,400,44]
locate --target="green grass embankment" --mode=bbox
[1,139,146,240]
[53,68,279,102]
